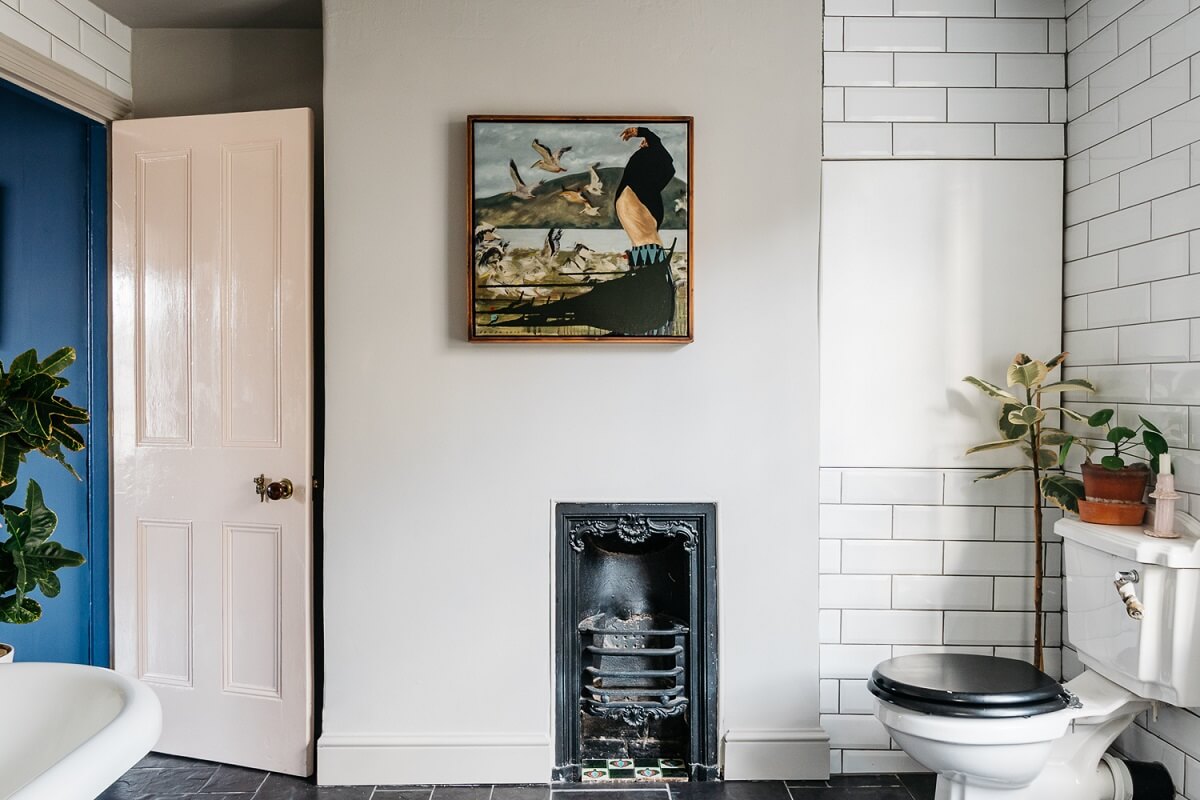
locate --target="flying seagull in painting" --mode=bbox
[585,163,604,197]
[559,187,600,216]
[530,139,571,173]
[488,127,678,336]
[507,159,540,200]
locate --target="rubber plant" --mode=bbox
[963,352,1094,671]
[0,347,89,624]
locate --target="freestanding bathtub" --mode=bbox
[0,663,162,799]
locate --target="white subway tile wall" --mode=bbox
[824,1,1066,157]
[0,0,129,98]
[819,467,1065,773]
[1065,3,1200,797]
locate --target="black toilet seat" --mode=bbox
[869,653,1073,718]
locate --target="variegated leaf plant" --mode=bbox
[963,352,1095,671]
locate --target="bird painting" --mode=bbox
[468,116,691,340]
[507,159,540,200]
[530,139,571,173]
[558,187,600,216]
[585,163,604,197]
[541,227,563,259]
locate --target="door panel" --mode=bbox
[112,109,314,776]
[0,77,109,665]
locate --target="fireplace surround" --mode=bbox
[554,503,718,782]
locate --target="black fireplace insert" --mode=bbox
[554,503,718,782]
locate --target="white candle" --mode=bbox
[1160,453,1172,475]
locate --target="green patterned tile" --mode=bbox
[658,758,686,770]
[580,768,609,782]
[606,758,635,770]
[633,767,662,781]
[608,769,635,780]
[582,760,606,769]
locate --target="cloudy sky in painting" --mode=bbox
[472,120,688,199]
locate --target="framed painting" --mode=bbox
[467,115,693,342]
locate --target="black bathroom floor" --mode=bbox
[98,754,937,800]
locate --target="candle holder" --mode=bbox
[1146,473,1182,539]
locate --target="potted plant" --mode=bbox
[963,353,1093,670]
[0,347,90,661]
[1076,410,1169,526]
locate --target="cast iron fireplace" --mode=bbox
[554,503,718,782]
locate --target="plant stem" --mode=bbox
[1029,388,1044,672]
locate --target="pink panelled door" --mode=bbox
[111,109,314,776]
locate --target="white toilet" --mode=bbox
[869,512,1200,800]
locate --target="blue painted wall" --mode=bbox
[0,79,109,665]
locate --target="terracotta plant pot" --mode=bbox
[1082,462,1150,503]
[1077,498,1147,526]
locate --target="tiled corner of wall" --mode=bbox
[1065,2,1200,797]
[819,467,1064,775]
[823,1,1067,159]
[0,0,131,99]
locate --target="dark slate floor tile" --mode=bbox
[253,773,373,799]
[139,766,221,795]
[898,773,936,800]
[133,752,210,770]
[491,784,552,800]
[94,776,146,800]
[787,789,913,800]
[372,790,435,800]
[199,763,269,793]
[550,793,666,800]
[432,787,495,800]
[827,775,904,788]
[668,781,790,800]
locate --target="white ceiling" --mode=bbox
[91,0,321,29]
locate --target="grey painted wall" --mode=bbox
[131,28,321,119]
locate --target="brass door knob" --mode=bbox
[254,474,295,502]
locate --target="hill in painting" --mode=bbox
[474,166,688,230]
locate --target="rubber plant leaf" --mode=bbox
[998,402,1028,439]
[1008,405,1046,427]
[966,439,1023,454]
[1048,406,1088,423]
[1007,357,1048,388]
[1038,379,1096,394]
[964,376,1018,402]
[1041,474,1085,513]
[974,466,1030,481]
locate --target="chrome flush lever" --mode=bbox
[1114,570,1144,620]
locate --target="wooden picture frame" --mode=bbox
[467,115,693,343]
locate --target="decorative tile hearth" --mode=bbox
[580,758,690,782]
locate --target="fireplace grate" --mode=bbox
[580,613,689,726]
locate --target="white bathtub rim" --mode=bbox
[3,663,162,800]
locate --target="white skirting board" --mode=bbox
[721,729,831,781]
[318,728,831,785]
[317,733,553,785]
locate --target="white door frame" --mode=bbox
[0,34,131,122]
